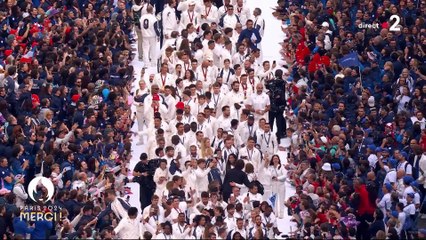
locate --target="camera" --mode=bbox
[265,80,286,111]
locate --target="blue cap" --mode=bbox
[407,192,415,198]
[400,151,408,159]
[410,181,419,188]
[367,144,376,151]
[375,147,383,152]
[332,163,341,171]
[384,183,392,192]
[382,148,390,153]
[389,158,398,168]
[403,176,415,185]
[391,211,398,218]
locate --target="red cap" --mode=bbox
[176,101,185,110]
[4,50,12,57]
[71,94,80,103]
[31,94,40,109]
[152,94,160,101]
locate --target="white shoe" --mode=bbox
[421,214,426,219]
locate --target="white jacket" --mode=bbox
[13,183,28,209]
[418,153,426,187]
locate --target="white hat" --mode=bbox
[188,0,196,5]
[335,73,345,80]
[22,12,30,18]
[368,96,375,107]
[322,163,332,171]
[321,22,329,28]
[320,136,328,144]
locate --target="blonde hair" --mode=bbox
[200,137,213,158]
[384,61,394,72]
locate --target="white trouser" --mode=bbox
[142,36,158,66]
[271,181,286,218]
[135,108,146,132]
[135,27,143,59]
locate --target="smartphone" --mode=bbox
[273,60,276,65]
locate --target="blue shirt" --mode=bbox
[0,166,13,190]
[13,217,35,236]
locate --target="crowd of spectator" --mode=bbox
[273,0,426,239]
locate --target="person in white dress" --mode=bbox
[267,154,286,218]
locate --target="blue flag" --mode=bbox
[267,193,277,209]
[338,52,361,68]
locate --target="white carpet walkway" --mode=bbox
[125,0,297,236]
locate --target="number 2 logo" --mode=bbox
[389,15,401,32]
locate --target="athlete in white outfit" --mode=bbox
[162,0,179,39]
[140,5,160,67]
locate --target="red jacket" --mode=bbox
[355,185,375,215]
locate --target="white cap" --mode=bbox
[321,22,329,28]
[23,12,30,18]
[205,56,213,61]
[368,96,375,107]
[322,163,332,171]
[320,136,328,144]
[188,0,196,5]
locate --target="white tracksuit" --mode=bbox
[140,13,160,67]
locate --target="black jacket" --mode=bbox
[222,168,250,201]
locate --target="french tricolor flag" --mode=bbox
[20,48,35,63]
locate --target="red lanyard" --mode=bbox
[161,74,166,86]
[237,7,242,14]
[249,78,255,91]
[242,83,247,98]
[205,7,211,17]
[202,68,208,81]
[188,11,194,23]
